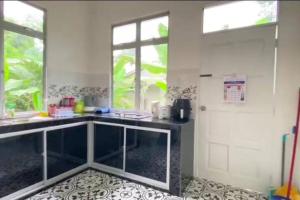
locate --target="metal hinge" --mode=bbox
[200,74,212,78]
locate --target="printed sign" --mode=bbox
[224,74,246,103]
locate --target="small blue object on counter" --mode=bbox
[95,107,110,114]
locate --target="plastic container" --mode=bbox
[74,100,85,113]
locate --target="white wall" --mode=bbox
[31,1,91,86]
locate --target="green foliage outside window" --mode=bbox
[4,31,44,112]
[113,23,168,109]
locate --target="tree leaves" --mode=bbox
[33,91,43,111]
[4,31,44,112]
[155,81,167,92]
[141,63,167,74]
[113,23,169,109]
[256,18,270,25]
[114,55,135,80]
[4,79,27,91]
[8,87,39,96]
[158,23,168,38]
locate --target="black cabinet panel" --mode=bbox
[125,128,168,182]
[0,132,43,198]
[47,125,87,179]
[94,124,124,169]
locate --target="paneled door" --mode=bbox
[197,25,276,192]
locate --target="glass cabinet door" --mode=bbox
[0,132,43,198]
[125,128,168,182]
[94,124,124,169]
[47,124,87,179]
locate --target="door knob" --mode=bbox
[200,105,206,111]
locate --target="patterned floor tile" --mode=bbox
[26,169,267,200]
[183,178,268,200]
[26,169,181,200]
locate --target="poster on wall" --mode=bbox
[224,74,247,104]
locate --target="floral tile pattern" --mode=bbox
[48,84,108,99]
[183,178,268,200]
[167,85,197,103]
[26,169,181,200]
[26,169,268,200]
[47,84,197,106]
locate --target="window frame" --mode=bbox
[202,1,279,34]
[0,1,47,118]
[111,12,169,111]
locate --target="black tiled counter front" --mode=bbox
[0,114,194,197]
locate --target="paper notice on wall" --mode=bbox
[224,74,246,104]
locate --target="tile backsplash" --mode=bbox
[47,84,197,113]
[47,84,108,104]
[167,85,197,103]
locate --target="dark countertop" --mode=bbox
[0,113,193,134]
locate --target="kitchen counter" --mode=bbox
[0,113,193,134]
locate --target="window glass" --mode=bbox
[141,16,168,40]
[4,31,44,112]
[113,49,136,109]
[112,15,168,111]
[4,1,44,32]
[113,23,136,45]
[203,1,278,33]
[141,44,168,110]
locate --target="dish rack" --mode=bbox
[48,105,74,117]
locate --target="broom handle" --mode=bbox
[287,89,300,199]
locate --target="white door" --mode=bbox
[197,25,276,192]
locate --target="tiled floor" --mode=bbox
[26,169,267,200]
[183,179,267,200]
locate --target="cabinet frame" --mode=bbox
[0,121,89,200]
[92,121,171,190]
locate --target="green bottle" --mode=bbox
[74,100,85,113]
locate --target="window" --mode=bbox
[203,1,278,33]
[0,1,45,116]
[112,14,168,111]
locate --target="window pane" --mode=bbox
[113,49,136,109]
[4,31,44,112]
[203,1,278,33]
[141,44,168,111]
[113,23,136,45]
[4,1,44,32]
[141,16,168,40]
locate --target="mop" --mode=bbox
[274,89,300,200]
[286,89,300,199]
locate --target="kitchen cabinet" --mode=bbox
[0,132,43,198]
[47,124,87,179]
[93,122,170,190]
[94,123,124,170]
[0,115,192,199]
[125,128,168,183]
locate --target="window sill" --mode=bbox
[1,111,39,120]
